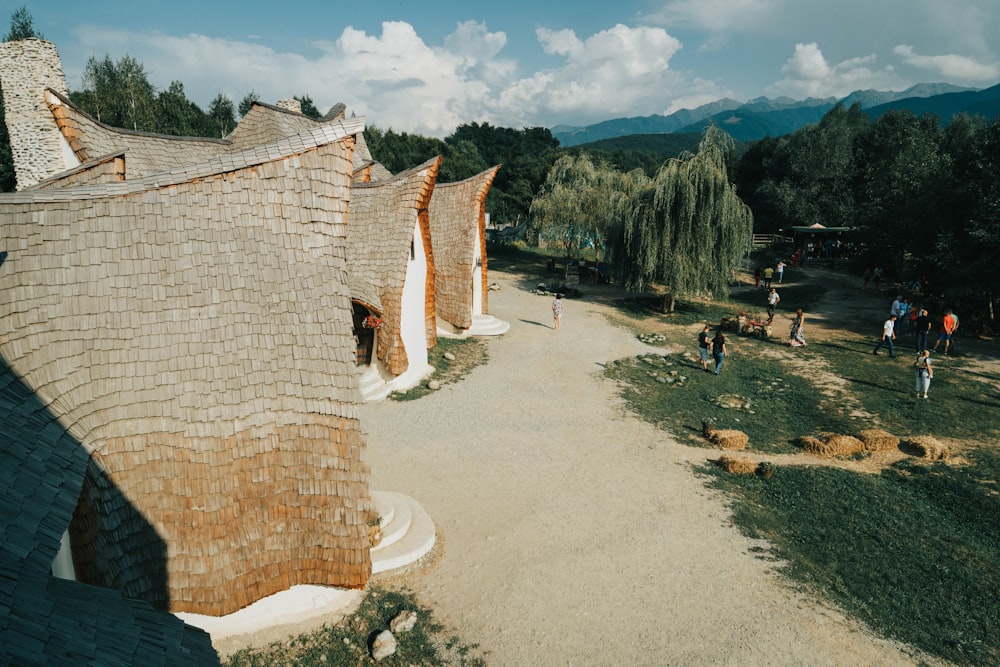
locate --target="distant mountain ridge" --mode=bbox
[553,83,999,146]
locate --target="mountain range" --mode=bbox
[552,82,1000,146]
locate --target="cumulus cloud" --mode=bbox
[765,42,901,98]
[488,24,702,126]
[894,44,1000,82]
[67,21,518,137]
[68,19,717,133]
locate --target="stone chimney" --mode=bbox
[0,38,76,189]
[275,98,302,114]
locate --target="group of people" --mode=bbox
[871,296,961,399]
[753,260,786,289]
[698,324,728,375]
[875,296,960,358]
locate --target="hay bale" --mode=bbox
[905,435,951,461]
[797,432,864,457]
[709,429,749,450]
[857,429,900,452]
[716,454,757,474]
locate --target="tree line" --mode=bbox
[736,102,1000,325]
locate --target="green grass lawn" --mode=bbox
[606,350,842,453]
[703,451,1000,665]
[391,337,487,401]
[604,270,1000,665]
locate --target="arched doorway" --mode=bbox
[352,301,379,366]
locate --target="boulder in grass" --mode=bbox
[905,435,951,461]
[371,630,397,661]
[390,609,418,634]
[716,454,757,474]
[797,432,864,457]
[857,429,900,452]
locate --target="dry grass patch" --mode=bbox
[797,432,865,457]
[702,421,749,450]
[857,429,900,453]
[708,429,750,450]
[904,435,951,461]
[716,454,757,474]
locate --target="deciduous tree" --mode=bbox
[608,126,753,308]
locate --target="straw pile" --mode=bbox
[702,421,749,450]
[905,435,951,461]
[716,454,757,475]
[857,429,900,452]
[708,429,750,450]
[797,432,864,457]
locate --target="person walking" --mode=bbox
[776,260,786,284]
[551,293,563,331]
[697,324,712,372]
[762,265,774,288]
[873,314,898,357]
[914,349,933,399]
[789,308,806,347]
[932,308,957,354]
[711,330,727,375]
[915,308,932,352]
[766,288,780,322]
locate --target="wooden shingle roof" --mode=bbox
[347,157,441,376]
[0,119,374,620]
[429,166,501,328]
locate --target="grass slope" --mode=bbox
[601,260,1000,665]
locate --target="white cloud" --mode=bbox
[67,19,719,133]
[487,24,699,126]
[646,0,781,32]
[765,42,901,98]
[894,44,1000,82]
[68,21,517,137]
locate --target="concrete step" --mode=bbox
[357,365,391,402]
[371,490,411,551]
[468,314,510,336]
[370,492,436,574]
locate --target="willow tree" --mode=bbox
[530,152,624,260]
[604,125,752,310]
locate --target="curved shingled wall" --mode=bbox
[347,157,440,376]
[429,166,501,329]
[0,121,373,616]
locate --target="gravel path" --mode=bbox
[361,269,923,666]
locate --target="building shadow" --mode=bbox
[0,356,218,664]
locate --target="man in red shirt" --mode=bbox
[933,309,957,355]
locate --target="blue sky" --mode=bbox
[12,0,1000,136]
